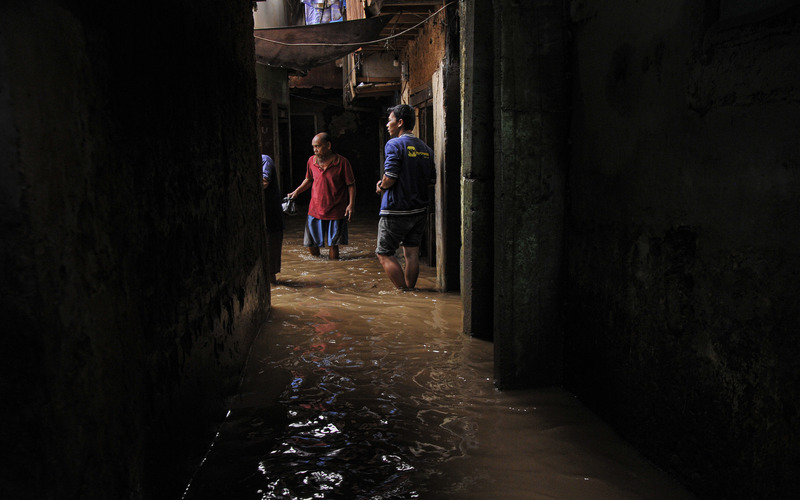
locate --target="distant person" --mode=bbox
[287,132,356,260]
[262,154,284,283]
[375,104,435,290]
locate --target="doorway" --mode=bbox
[414,93,435,267]
[289,114,317,204]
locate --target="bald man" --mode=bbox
[287,132,356,260]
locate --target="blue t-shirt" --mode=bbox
[379,134,435,216]
[261,154,275,181]
[262,155,284,231]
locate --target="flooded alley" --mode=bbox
[182,211,692,500]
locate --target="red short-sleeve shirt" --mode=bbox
[305,154,355,220]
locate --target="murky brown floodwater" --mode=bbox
[183,209,693,500]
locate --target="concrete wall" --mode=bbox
[0,1,267,497]
[492,0,568,388]
[460,0,494,339]
[566,1,800,496]
[253,0,291,29]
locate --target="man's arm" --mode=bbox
[375,174,397,194]
[288,177,312,199]
[345,183,356,221]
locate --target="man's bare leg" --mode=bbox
[309,246,320,256]
[402,246,420,289]
[377,253,408,290]
[329,245,339,260]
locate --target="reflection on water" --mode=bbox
[184,212,692,500]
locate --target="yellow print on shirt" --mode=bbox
[407,146,430,158]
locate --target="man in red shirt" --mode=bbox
[287,132,356,260]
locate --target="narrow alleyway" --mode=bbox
[183,210,693,499]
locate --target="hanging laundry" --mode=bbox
[302,0,344,25]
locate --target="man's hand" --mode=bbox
[345,205,354,221]
[376,176,395,194]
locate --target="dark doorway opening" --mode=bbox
[277,106,290,193]
[415,96,435,267]
[259,100,274,156]
[289,114,316,205]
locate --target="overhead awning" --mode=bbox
[254,15,394,72]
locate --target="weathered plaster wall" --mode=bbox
[566,1,800,496]
[403,9,448,91]
[253,0,290,29]
[459,0,495,339]
[1,1,267,497]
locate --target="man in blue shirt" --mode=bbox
[375,104,436,290]
[262,154,284,283]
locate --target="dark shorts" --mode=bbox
[304,216,348,247]
[376,214,427,255]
